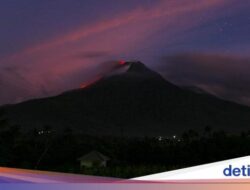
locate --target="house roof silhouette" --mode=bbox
[78,151,109,162]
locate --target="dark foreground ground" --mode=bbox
[0,116,250,178]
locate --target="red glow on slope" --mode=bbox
[80,76,102,89]
[119,60,126,65]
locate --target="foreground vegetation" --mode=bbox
[0,110,250,178]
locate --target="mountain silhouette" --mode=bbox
[4,61,250,137]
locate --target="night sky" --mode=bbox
[0,0,250,105]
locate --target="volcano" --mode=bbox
[4,61,250,137]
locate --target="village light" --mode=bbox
[158,136,163,141]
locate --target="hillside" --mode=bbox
[4,61,250,137]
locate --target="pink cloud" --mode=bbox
[0,0,236,105]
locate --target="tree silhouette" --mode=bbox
[35,125,53,169]
[0,109,8,131]
[204,125,213,138]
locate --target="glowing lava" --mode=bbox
[80,60,128,89]
[80,76,102,89]
[119,60,126,65]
